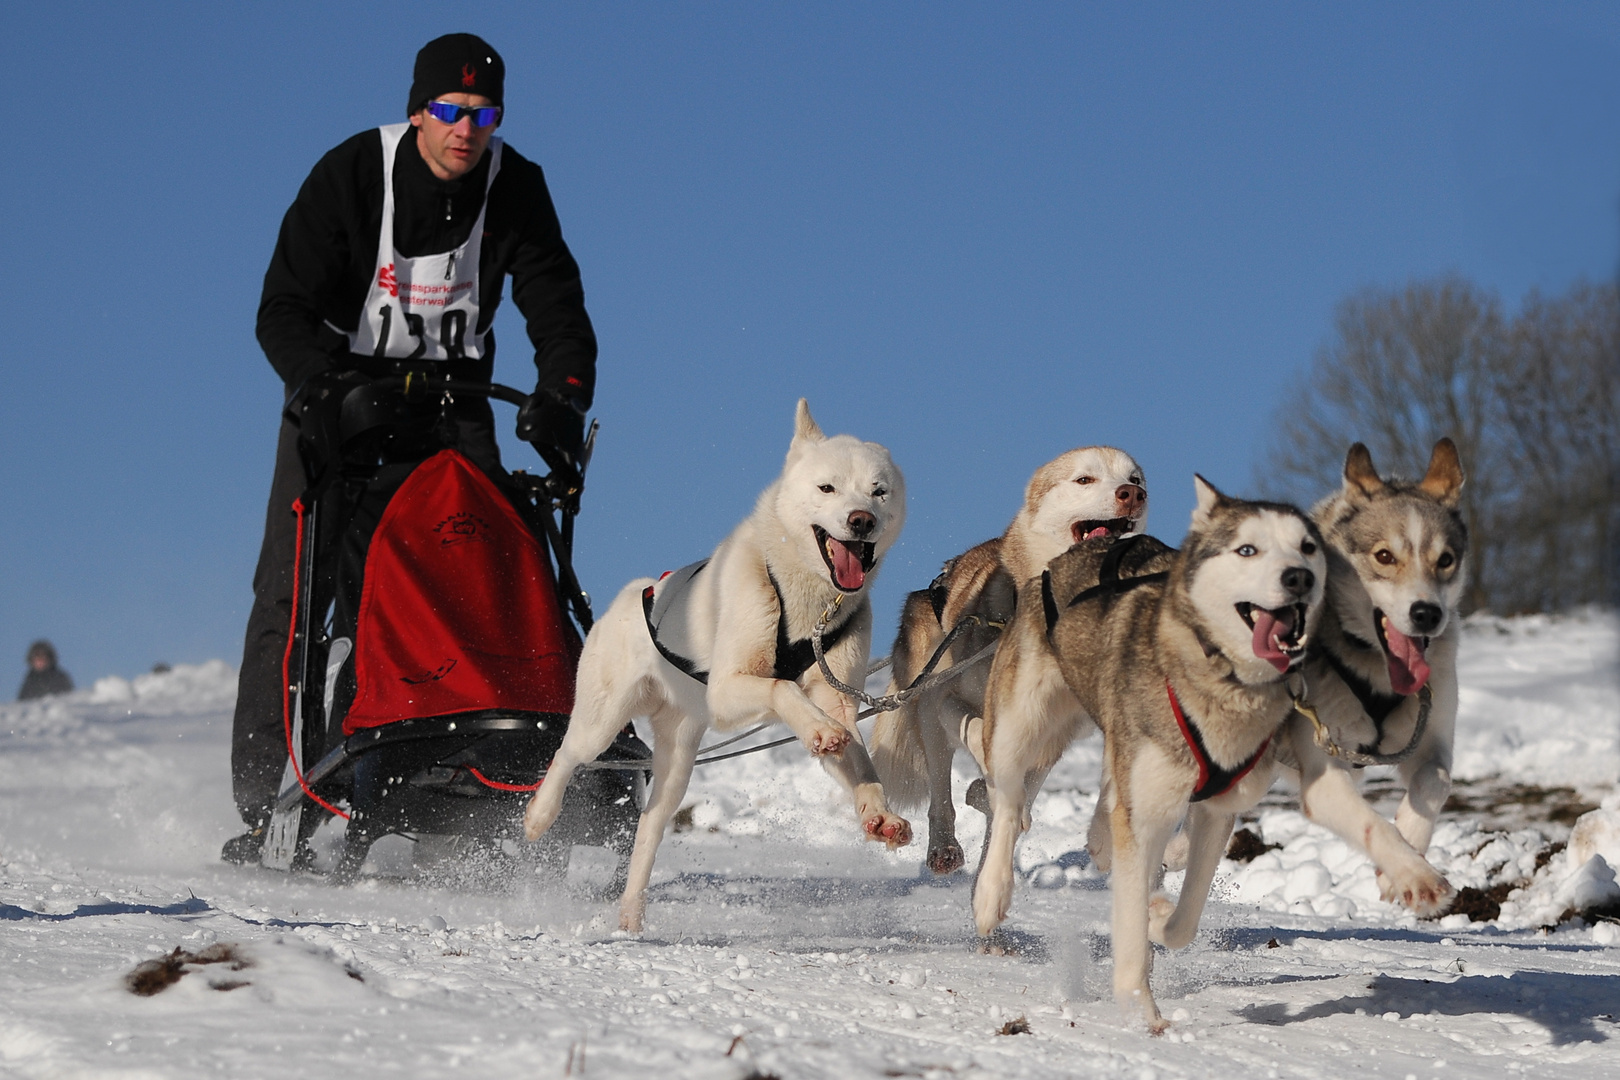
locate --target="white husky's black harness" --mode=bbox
[642,559,863,685]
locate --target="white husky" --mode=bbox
[524,400,910,932]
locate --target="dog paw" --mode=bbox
[1117,988,1168,1034]
[1161,830,1190,872]
[864,812,912,849]
[1378,868,1456,917]
[927,840,965,875]
[972,874,1014,936]
[521,795,555,842]
[618,898,646,934]
[805,724,851,756]
[1146,893,1176,945]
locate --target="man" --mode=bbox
[226,33,596,863]
[18,640,74,701]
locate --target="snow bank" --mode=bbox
[1451,609,1619,788]
[2,611,1618,1077]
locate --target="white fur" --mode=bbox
[523,400,909,932]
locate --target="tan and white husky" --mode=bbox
[868,448,1146,874]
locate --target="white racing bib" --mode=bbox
[346,122,502,361]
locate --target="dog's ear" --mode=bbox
[1191,474,1225,528]
[793,399,825,443]
[1343,443,1385,498]
[1023,455,1066,509]
[1419,437,1465,507]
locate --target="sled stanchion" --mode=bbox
[265,496,350,871]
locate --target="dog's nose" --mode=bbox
[1280,566,1315,598]
[847,510,876,539]
[1409,601,1443,635]
[1115,484,1145,515]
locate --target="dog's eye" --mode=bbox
[1236,544,1257,557]
[818,484,835,494]
[1437,552,1455,570]
[1129,476,1142,486]
[1301,539,1317,556]
[872,487,887,499]
[1374,548,1396,566]
[1075,476,1095,485]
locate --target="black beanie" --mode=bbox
[408,34,505,115]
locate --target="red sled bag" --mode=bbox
[343,449,576,733]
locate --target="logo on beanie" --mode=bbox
[462,63,477,88]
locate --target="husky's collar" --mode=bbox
[1166,681,1271,803]
[640,560,864,685]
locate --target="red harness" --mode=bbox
[1165,681,1271,802]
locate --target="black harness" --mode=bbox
[927,569,951,625]
[1318,642,1409,756]
[1166,681,1272,802]
[1042,533,1170,636]
[642,560,863,685]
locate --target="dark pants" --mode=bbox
[230,399,503,827]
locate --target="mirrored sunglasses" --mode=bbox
[425,101,502,128]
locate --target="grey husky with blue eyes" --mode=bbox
[972,478,1327,1032]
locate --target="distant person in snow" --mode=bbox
[18,640,73,701]
[226,33,597,864]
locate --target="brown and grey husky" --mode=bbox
[1277,439,1467,915]
[974,478,1326,1031]
[868,448,1147,874]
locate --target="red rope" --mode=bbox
[466,766,544,792]
[284,497,351,821]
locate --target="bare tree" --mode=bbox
[1262,275,1619,614]
[1488,282,1619,613]
[1260,276,1504,612]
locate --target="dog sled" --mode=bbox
[260,365,647,884]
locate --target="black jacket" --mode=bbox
[257,125,595,404]
[18,666,73,701]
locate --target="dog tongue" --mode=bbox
[826,537,866,591]
[1250,608,1295,673]
[1383,621,1431,695]
[1084,525,1112,540]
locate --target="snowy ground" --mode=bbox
[2,611,1617,1078]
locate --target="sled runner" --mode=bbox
[261,366,647,884]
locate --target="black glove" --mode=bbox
[516,385,587,490]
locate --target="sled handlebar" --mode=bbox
[363,371,531,410]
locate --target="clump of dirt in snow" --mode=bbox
[997,1015,1032,1035]
[1226,827,1279,863]
[125,943,251,996]
[1448,882,1520,923]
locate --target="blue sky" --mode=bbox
[2,2,1617,684]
